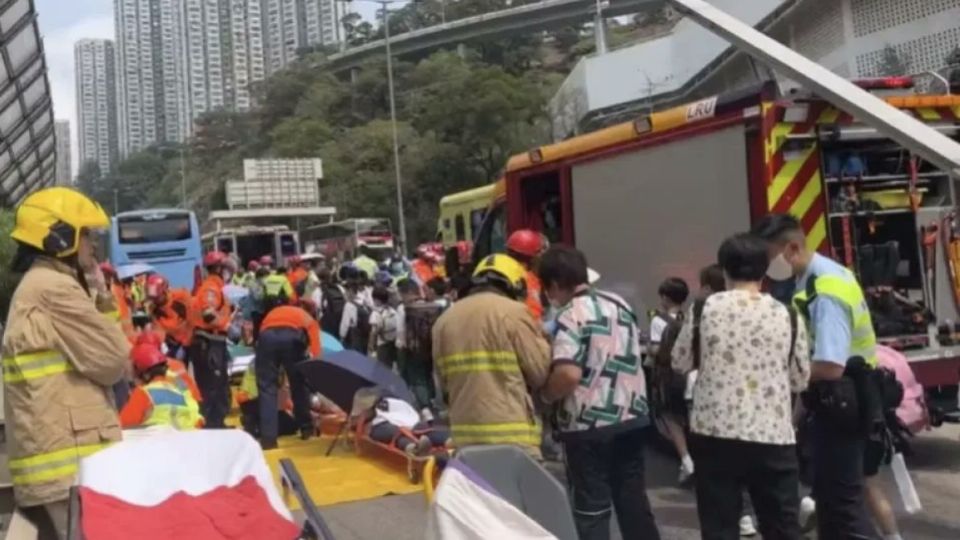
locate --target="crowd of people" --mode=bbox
[0,186,912,540]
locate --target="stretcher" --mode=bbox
[65,429,337,540]
[352,412,449,484]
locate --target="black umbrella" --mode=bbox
[296,350,416,413]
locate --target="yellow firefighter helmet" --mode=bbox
[11,187,110,258]
[472,254,528,300]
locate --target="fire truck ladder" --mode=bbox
[668,0,960,178]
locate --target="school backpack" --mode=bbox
[376,306,398,343]
[404,302,443,363]
[321,284,346,337]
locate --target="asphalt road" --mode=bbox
[320,425,960,540]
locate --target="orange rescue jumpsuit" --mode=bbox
[190,274,232,428]
[524,271,544,321]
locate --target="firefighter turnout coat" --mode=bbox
[2,258,130,506]
[431,291,551,457]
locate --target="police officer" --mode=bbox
[753,214,878,539]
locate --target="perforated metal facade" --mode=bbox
[851,0,960,38]
[0,0,55,206]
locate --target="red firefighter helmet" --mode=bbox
[287,255,302,267]
[135,332,164,350]
[203,251,228,268]
[247,260,261,272]
[131,343,167,374]
[145,274,169,300]
[506,229,543,258]
[99,262,116,277]
[455,241,473,265]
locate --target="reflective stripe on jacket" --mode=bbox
[432,292,551,456]
[142,378,203,430]
[263,272,296,302]
[2,257,129,506]
[793,269,878,367]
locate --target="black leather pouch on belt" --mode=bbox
[803,378,861,434]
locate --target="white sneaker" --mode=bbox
[799,496,817,533]
[678,455,695,484]
[739,515,757,537]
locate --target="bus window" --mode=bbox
[473,203,506,262]
[118,214,192,244]
[455,215,466,241]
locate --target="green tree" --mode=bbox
[0,210,21,320]
[75,160,106,206]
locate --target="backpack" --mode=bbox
[404,302,443,363]
[321,284,346,337]
[345,301,371,352]
[376,306,398,343]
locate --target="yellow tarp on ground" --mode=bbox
[263,436,423,509]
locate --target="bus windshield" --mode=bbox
[117,214,192,244]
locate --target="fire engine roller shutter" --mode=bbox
[571,124,752,317]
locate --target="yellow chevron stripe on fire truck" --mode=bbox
[818,108,842,124]
[767,145,817,209]
[791,169,822,221]
[917,107,940,121]
[806,215,827,253]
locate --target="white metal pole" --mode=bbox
[383,1,408,251]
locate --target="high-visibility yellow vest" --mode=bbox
[263,273,292,299]
[793,270,878,367]
[143,379,203,430]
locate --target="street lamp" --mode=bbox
[344,0,409,252]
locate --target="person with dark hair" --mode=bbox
[699,264,726,296]
[649,276,693,483]
[672,232,810,540]
[753,213,886,539]
[424,277,449,309]
[537,246,660,540]
[368,285,399,369]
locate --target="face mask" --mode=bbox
[766,253,794,281]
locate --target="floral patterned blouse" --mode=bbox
[672,290,811,445]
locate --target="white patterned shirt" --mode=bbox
[552,288,650,439]
[672,290,811,445]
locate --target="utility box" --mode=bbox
[227,158,323,209]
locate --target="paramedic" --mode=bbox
[432,254,551,457]
[2,187,130,538]
[145,274,193,361]
[190,251,233,428]
[257,305,322,449]
[753,213,877,539]
[506,229,545,321]
[121,343,203,429]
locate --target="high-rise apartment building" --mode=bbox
[262,0,346,76]
[224,0,265,111]
[74,39,119,174]
[54,121,71,185]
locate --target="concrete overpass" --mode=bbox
[326,0,659,72]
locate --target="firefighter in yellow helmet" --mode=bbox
[2,187,130,538]
[431,254,551,457]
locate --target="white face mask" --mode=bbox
[766,253,794,281]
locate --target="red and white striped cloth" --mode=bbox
[78,429,298,540]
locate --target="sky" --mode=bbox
[34,0,381,177]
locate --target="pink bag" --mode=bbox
[876,345,929,434]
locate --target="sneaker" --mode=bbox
[799,496,817,533]
[678,455,695,484]
[414,435,432,456]
[678,464,694,484]
[739,515,757,537]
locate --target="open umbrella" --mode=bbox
[296,350,415,413]
[116,263,156,281]
[228,332,345,376]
